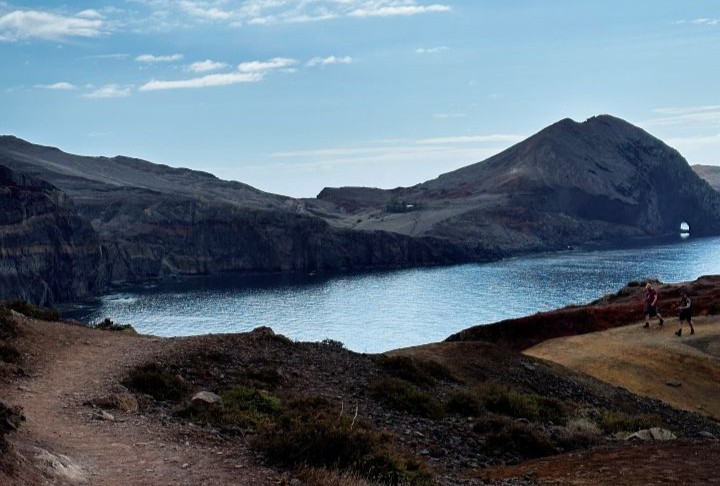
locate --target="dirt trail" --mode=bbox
[3,318,279,486]
[524,316,720,420]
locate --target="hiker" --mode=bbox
[675,292,695,336]
[642,282,664,328]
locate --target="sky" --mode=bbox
[1,1,719,198]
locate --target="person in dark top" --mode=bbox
[643,282,664,328]
[675,292,695,336]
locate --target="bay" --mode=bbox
[65,235,720,353]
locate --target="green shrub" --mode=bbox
[93,318,137,333]
[375,355,456,386]
[124,363,188,401]
[256,397,430,485]
[597,410,660,434]
[481,383,571,425]
[221,386,281,428]
[1,300,59,321]
[369,378,444,419]
[244,366,284,389]
[479,417,556,459]
[178,385,281,429]
[445,391,482,417]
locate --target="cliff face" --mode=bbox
[98,198,474,284]
[315,115,720,250]
[0,166,103,305]
[2,115,720,304]
[0,139,478,297]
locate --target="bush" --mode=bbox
[0,307,17,340]
[550,418,602,452]
[445,391,482,417]
[1,300,59,321]
[481,383,571,425]
[479,417,556,459]
[178,385,281,429]
[222,386,281,428]
[375,355,456,387]
[93,318,137,333]
[256,397,430,485]
[244,366,284,389]
[370,378,444,419]
[124,363,188,401]
[596,410,660,434]
[0,344,22,364]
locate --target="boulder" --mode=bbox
[191,391,222,405]
[625,427,677,441]
[33,447,87,483]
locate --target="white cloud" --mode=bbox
[179,1,232,20]
[188,59,229,72]
[644,105,720,128]
[349,4,451,18]
[82,84,132,98]
[306,55,352,67]
[76,9,104,20]
[136,53,184,63]
[140,56,297,91]
[0,9,105,41]
[83,53,130,60]
[235,0,450,26]
[140,71,263,90]
[691,18,720,26]
[416,46,448,54]
[36,82,76,90]
[237,57,296,72]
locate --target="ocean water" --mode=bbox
[65,235,720,353]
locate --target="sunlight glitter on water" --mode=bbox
[66,235,720,353]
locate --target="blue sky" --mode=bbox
[1,1,719,197]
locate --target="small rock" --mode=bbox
[181,463,190,469]
[665,381,682,388]
[92,410,115,421]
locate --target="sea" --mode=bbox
[64,234,720,353]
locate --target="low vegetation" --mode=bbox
[369,377,444,419]
[92,318,137,333]
[124,362,188,401]
[257,397,430,485]
[1,300,59,321]
[596,410,663,434]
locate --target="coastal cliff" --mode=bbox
[315,115,720,251]
[0,165,103,305]
[2,115,720,304]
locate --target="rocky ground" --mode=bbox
[1,287,720,485]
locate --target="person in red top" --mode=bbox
[643,282,664,328]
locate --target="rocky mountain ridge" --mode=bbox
[314,115,720,251]
[2,115,720,304]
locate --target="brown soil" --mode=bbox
[524,316,720,421]
[2,300,720,486]
[0,317,280,486]
[474,440,720,485]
